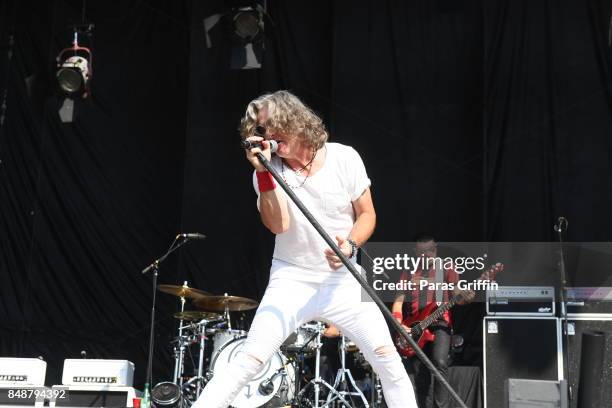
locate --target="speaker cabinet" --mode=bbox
[483,317,563,408]
[561,316,612,408]
[48,385,138,407]
[506,379,568,408]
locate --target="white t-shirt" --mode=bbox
[253,142,371,283]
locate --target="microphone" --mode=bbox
[258,379,274,396]
[178,233,207,240]
[241,139,278,153]
[554,217,568,233]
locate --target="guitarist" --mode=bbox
[391,233,474,408]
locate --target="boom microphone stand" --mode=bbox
[554,217,572,402]
[253,150,467,408]
[141,234,206,406]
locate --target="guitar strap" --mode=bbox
[435,262,443,306]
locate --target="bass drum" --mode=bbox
[209,336,295,408]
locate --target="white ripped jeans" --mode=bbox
[192,272,417,408]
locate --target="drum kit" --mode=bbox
[152,282,384,408]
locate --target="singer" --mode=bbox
[192,90,417,408]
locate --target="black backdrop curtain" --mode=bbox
[0,0,190,386]
[1,0,611,388]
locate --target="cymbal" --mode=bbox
[173,311,223,321]
[194,295,259,312]
[158,284,211,299]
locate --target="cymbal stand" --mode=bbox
[284,327,319,407]
[195,320,207,398]
[297,323,351,408]
[176,318,211,401]
[223,293,231,330]
[289,333,315,407]
[370,372,383,408]
[173,281,189,386]
[325,336,369,407]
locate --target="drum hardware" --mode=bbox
[281,323,321,357]
[223,294,232,331]
[164,321,213,407]
[343,339,359,354]
[160,285,301,407]
[324,335,369,407]
[280,322,326,407]
[194,321,207,398]
[168,282,188,387]
[295,322,353,408]
[162,289,263,405]
[153,279,391,408]
[208,336,296,408]
[151,382,182,408]
[333,339,383,408]
[176,317,222,399]
[369,373,383,408]
[159,282,219,387]
[257,358,295,396]
[352,352,383,408]
[160,282,228,395]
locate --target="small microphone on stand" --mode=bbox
[177,233,207,240]
[258,379,274,396]
[554,217,568,233]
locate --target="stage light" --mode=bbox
[57,56,89,95]
[56,25,93,123]
[203,1,270,70]
[56,28,93,97]
[231,7,263,43]
[151,382,181,408]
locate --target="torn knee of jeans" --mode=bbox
[374,345,396,357]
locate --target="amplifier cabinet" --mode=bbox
[483,316,563,408]
[0,358,47,387]
[61,360,134,387]
[0,386,46,408]
[49,385,138,408]
[486,286,555,316]
[565,287,612,317]
[561,316,612,408]
[505,379,568,408]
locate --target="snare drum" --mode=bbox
[281,322,322,356]
[208,329,246,357]
[209,336,295,408]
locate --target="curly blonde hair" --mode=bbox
[239,90,328,150]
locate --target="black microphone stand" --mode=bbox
[554,217,572,402]
[141,235,196,406]
[255,152,467,408]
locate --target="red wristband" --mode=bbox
[392,311,403,321]
[256,171,276,192]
